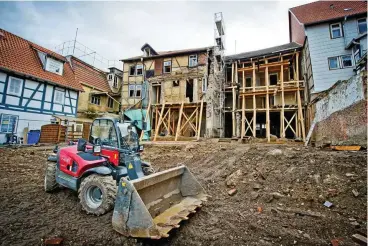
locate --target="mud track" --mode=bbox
[0,142,366,245]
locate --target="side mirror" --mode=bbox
[77,138,87,152]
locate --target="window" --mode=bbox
[129,85,135,97]
[357,18,367,34]
[173,80,180,87]
[74,124,83,132]
[129,66,136,76]
[202,77,208,92]
[54,90,65,104]
[45,57,63,75]
[129,84,142,97]
[136,84,142,97]
[7,77,22,96]
[91,95,101,105]
[269,73,278,85]
[330,23,343,38]
[328,55,353,69]
[341,55,353,68]
[163,61,171,73]
[136,65,143,75]
[189,55,198,67]
[328,57,339,69]
[108,97,114,108]
[245,77,252,87]
[113,76,118,88]
[0,114,18,133]
[108,74,113,80]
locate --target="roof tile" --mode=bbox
[290,1,367,26]
[0,28,83,91]
[71,57,111,92]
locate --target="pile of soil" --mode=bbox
[0,142,366,245]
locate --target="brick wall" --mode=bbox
[312,72,367,147]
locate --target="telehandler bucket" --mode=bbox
[112,165,207,239]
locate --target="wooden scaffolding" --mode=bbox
[230,51,306,142]
[151,100,204,141]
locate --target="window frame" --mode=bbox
[113,76,118,88]
[135,84,142,97]
[163,60,172,74]
[90,95,101,105]
[0,114,19,133]
[340,55,353,68]
[269,73,279,85]
[107,97,114,108]
[136,65,143,76]
[189,54,198,67]
[357,18,367,34]
[129,84,136,98]
[53,89,65,105]
[330,22,343,39]
[7,76,23,97]
[129,65,136,76]
[328,56,340,70]
[108,74,113,80]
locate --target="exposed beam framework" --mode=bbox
[234,51,306,142]
[152,101,204,142]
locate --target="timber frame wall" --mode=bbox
[226,50,306,142]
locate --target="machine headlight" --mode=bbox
[93,145,101,153]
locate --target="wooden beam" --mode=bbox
[197,99,204,140]
[265,59,270,142]
[153,101,165,141]
[281,57,285,138]
[252,62,256,137]
[241,69,245,139]
[175,102,184,141]
[238,61,290,72]
[232,62,236,137]
[296,52,306,141]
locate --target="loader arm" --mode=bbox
[112,165,207,239]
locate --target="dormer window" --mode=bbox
[113,76,118,88]
[45,57,63,75]
[143,48,150,57]
[108,74,113,80]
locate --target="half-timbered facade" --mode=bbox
[0,29,83,144]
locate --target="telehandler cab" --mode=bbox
[44,117,207,239]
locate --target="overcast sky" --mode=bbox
[0,1,313,69]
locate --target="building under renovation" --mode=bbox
[119,13,225,141]
[224,42,306,142]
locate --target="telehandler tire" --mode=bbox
[44,162,58,192]
[78,174,116,216]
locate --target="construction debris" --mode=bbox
[323,201,333,208]
[228,188,238,196]
[352,233,367,245]
[1,142,366,245]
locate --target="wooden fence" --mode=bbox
[39,123,91,144]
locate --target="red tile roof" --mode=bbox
[0,29,83,91]
[290,1,367,26]
[71,56,111,92]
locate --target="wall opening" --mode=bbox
[186,79,193,102]
[224,112,232,138]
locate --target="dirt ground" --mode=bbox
[0,141,366,246]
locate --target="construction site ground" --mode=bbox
[0,141,366,246]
